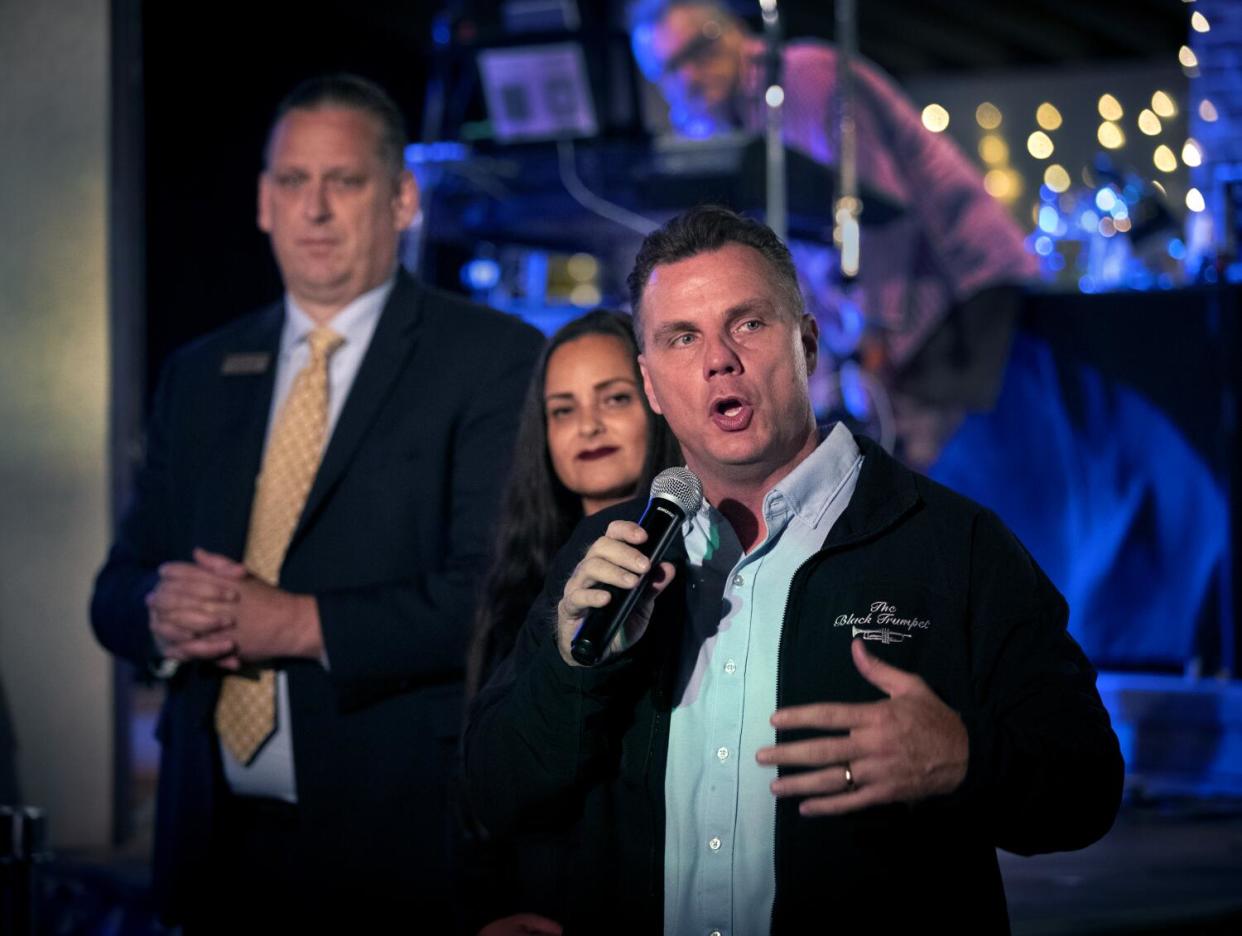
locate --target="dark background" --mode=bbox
[129,0,1186,402]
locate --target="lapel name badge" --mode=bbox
[221,352,271,376]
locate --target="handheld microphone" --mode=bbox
[570,467,703,667]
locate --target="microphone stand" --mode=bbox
[760,0,786,243]
[834,0,861,279]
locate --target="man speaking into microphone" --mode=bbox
[464,205,1122,934]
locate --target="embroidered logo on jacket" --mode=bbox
[833,600,930,644]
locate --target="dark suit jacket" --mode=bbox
[91,271,543,920]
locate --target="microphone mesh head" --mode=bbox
[650,467,704,515]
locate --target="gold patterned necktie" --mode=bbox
[216,325,344,765]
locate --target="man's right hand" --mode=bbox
[555,520,676,667]
[146,559,243,665]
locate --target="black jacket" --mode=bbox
[465,435,1123,934]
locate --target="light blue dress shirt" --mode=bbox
[663,423,864,936]
[221,276,393,801]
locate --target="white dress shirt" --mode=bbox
[221,277,392,801]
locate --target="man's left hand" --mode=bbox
[756,638,968,816]
[193,548,324,663]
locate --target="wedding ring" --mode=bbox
[843,763,856,792]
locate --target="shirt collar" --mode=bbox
[762,422,863,531]
[685,421,863,544]
[280,276,395,356]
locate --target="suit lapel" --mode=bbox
[195,305,283,560]
[294,273,425,541]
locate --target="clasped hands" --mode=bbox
[557,520,968,814]
[146,547,322,669]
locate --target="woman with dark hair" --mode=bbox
[464,310,680,936]
[467,309,681,698]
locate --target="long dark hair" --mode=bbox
[467,310,682,697]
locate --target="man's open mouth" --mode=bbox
[710,396,753,431]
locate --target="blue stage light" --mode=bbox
[405,141,469,165]
[432,16,451,46]
[461,258,501,291]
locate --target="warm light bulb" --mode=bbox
[1138,109,1162,136]
[1036,103,1063,131]
[979,135,1009,165]
[1182,139,1203,167]
[1153,144,1177,173]
[976,102,1002,129]
[1027,131,1054,160]
[1191,11,1210,32]
[1199,99,1218,122]
[922,103,950,133]
[1186,188,1205,213]
[1044,164,1071,193]
[1151,91,1177,118]
[1097,122,1125,149]
[1178,46,1199,69]
[1098,94,1124,121]
[983,168,1021,201]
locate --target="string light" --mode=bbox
[921,104,950,132]
[1178,46,1199,69]
[1044,164,1070,193]
[1036,103,1062,131]
[1182,139,1203,167]
[1027,131,1054,159]
[975,102,1002,129]
[1097,122,1125,149]
[1151,91,1177,117]
[1191,11,1210,32]
[1137,109,1162,136]
[1199,99,1218,122]
[1098,94,1124,121]
[1186,188,1205,213]
[983,168,1021,201]
[979,135,1009,165]
[1153,144,1177,173]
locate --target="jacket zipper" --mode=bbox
[766,487,920,933]
[770,552,817,936]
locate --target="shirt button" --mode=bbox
[716,746,729,762]
[732,573,744,587]
[708,836,722,851]
[724,659,736,675]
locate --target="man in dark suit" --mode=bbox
[91,74,543,928]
